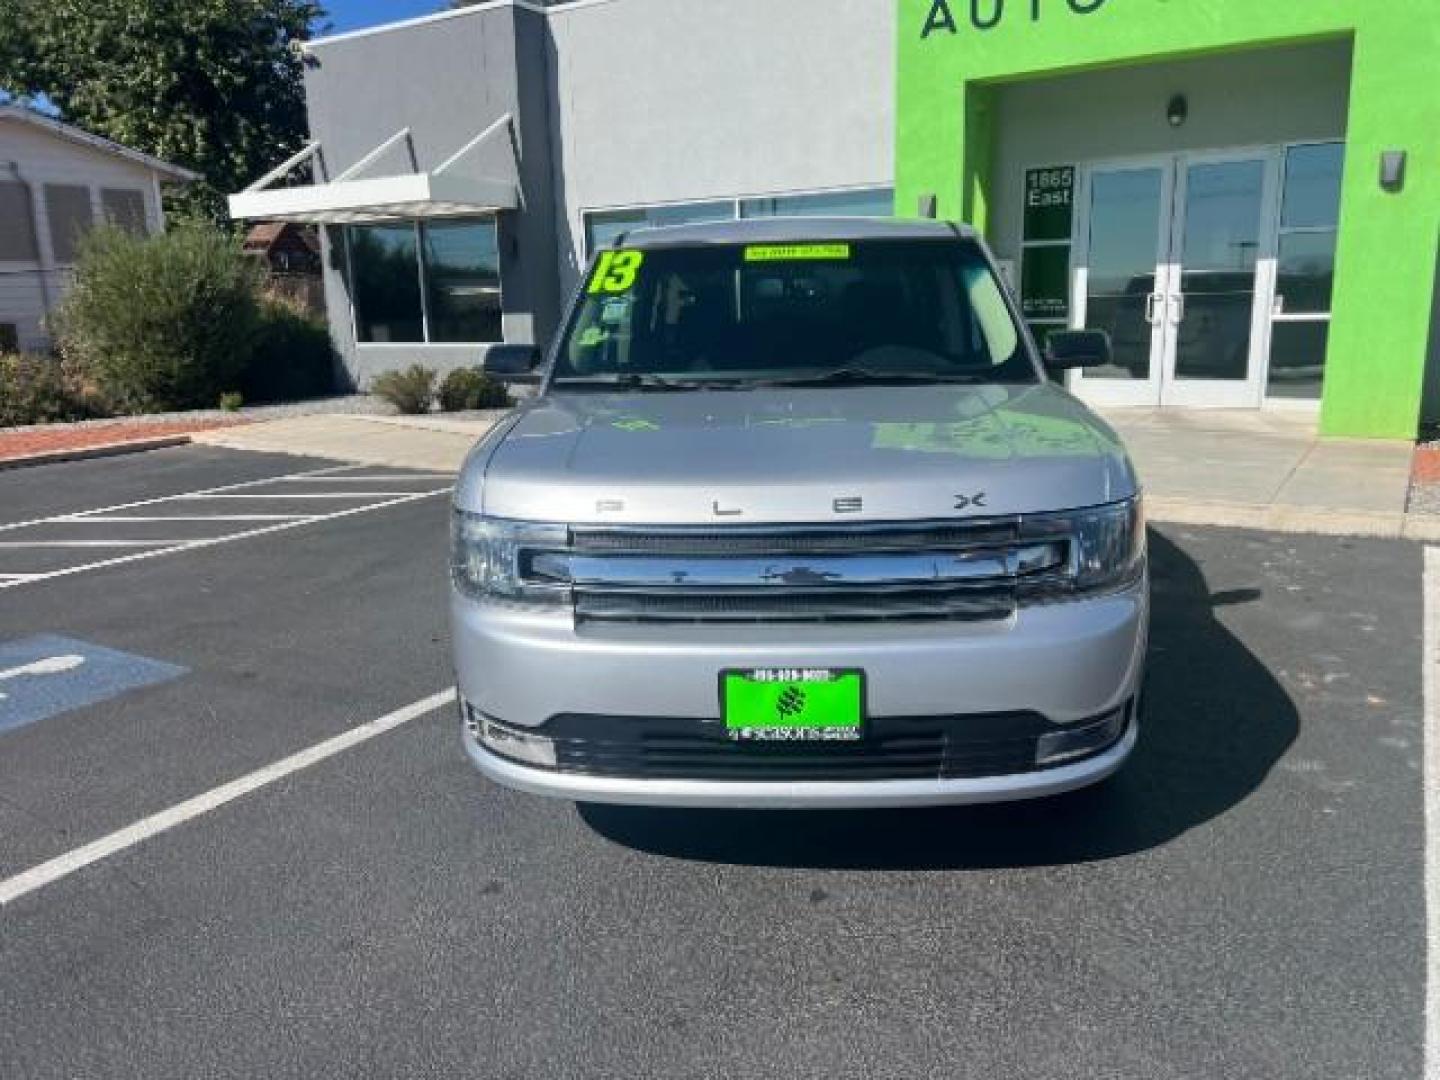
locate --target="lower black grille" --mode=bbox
[513,710,1121,782]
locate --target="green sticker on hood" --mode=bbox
[612,417,660,432]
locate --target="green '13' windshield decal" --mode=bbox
[588,250,645,293]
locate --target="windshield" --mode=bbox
[552,238,1035,387]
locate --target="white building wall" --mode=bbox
[547,0,895,290]
[0,118,167,352]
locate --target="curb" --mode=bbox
[0,434,193,472]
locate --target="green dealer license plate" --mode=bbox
[721,668,865,742]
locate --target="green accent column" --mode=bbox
[1321,25,1440,438]
[895,0,1440,439]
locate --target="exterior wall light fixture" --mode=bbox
[1167,94,1188,129]
[1381,151,1407,193]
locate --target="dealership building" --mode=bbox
[229,0,1438,438]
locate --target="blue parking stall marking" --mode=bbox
[0,635,187,735]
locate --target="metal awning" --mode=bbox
[227,116,519,224]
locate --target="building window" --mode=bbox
[423,220,502,343]
[101,188,149,236]
[1268,142,1343,401]
[350,223,424,343]
[0,182,38,262]
[584,200,733,254]
[347,217,503,345]
[45,184,93,264]
[739,188,893,219]
[583,188,895,256]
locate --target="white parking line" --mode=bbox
[58,515,317,524]
[0,464,359,534]
[275,474,457,483]
[178,492,433,500]
[1424,546,1440,1080]
[0,540,185,549]
[0,462,455,590]
[0,688,457,908]
[0,489,449,591]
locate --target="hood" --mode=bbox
[459,383,1137,525]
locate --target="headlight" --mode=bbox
[1020,496,1146,599]
[450,511,570,606]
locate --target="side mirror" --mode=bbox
[483,343,542,384]
[1043,329,1112,374]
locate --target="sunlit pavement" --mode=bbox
[0,444,1423,1079]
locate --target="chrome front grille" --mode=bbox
[521,519,1072,624]
[568,521,1020,556]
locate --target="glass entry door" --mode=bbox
[1072,150,1280,408]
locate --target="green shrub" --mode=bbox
[438,366,512,412]
[219,391,244,412]
[0,352,106,427]
[56,224,261,413]
[241,293,336,404]
[372,365,436,414]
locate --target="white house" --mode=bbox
[0,104,198,353]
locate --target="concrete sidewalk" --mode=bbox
[194,407,1427,539]
[193,412,504,473]
[1100,408,1425,539]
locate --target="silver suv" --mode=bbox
[451,219,1147,808]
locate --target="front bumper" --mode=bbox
[463,719,1138,808]
[451,578,1147,806]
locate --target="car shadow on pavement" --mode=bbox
[579,530,1299,869]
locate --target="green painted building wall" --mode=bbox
[895,0,1440,438]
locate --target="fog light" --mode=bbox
[468,708,557,768]
[1035,708,1126,766]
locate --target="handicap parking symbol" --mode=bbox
[0,635,187,735]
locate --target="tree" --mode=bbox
[0,0,325,223]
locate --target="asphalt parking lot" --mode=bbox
[0,444,1426,1079]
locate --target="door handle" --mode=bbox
[1169,293,1186,325]
[1145,293,1162,325]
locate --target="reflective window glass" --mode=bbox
[1277,232,1337,315]
[101,189,148,236]
[350,224,424,344]
[0,182,37,261]
[46,184,93,264]
[1180,160,1264,274]
[1282,143,1345,230]
[423,220,502,343]
[558,240,1031,383]
[1082,167,1164,380]
[1086,168,1163,295]
[1267,321,1329,400]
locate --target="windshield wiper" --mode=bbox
[754,368,990,388]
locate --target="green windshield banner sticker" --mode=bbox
[722,669,864,742]
[743,244,852,263]
[588,250,645,294]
